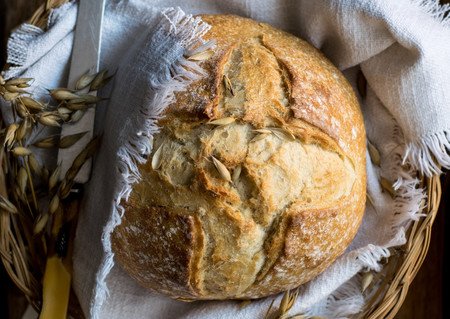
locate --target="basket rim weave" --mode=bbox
[0,0,444,318]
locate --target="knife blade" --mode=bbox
[57,0,106,183]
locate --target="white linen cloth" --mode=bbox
[1,0,449,318]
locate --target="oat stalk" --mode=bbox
[0,70,111,311]
[20,143,38,211]
[265,289,299,319]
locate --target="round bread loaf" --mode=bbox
[111,14,366,300]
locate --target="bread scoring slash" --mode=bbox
[111,14,366,300]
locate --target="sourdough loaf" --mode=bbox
[111,14,366,300]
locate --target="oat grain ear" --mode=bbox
[48,165,62,191]
[28,154,42,176]
[361,271,374,292]
[11,146,32,157]
[269,127,295,142]
[4,123,18,149]
[75,70,97,90]
[33,214,49,234]
[5,78,33,86]
[0,194,18,214]
[269,289,299,319]
[207,117,235,126]
[49,88,80,101]
[232,164,242,183]
[34,135,59,149]
[17,167,28,195]
[187,48,214,61]
[90,70,114,91]
[21,96,46,112]
[151,143,164,170]
[58,132,88,148]
[38,113,62,127]
[253,128,272,134]
[212,156,232,182]
[251,133,269,142]
[70,110,86,123]
[223,74,235,96]
[1,69,109,314]
[367,139,381,166]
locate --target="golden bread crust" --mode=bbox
[111,14,366,300]
[111,202,204,299]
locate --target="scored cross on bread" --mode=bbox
[111,14,366,300]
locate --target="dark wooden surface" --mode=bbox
[0,1,448,318]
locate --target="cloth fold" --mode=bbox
[1,0,449,318]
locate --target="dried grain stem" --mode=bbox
[21,146,38,212]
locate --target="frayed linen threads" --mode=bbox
[91,7,214,319]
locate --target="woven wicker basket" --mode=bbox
[0,0,443,318]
